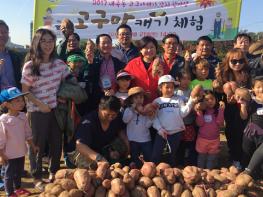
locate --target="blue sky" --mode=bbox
[1,0,263,46]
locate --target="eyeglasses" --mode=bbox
[40,39,54,44]
[118,33,131,37]
[230,59,245,65]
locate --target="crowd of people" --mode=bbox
[0,18,262,196]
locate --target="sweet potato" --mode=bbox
[96,161,110,180]
[131,186,147,197]
[45,183,58,192]
[129,169,141,182]
[138,176,154,188]
[161,189,172,197]
[141,162,156,178]
[106,190,118,197]
[95,186,107,197]
[39,192,56,197]
[227,184,243,195]
[111,162,122,169]
[102,179,111,189]
[156,163,171,175]
[69,189,83,197]
[74,169,91,191]
[153,176,166,190]
[110,170,119,178]
[207,188,216,197]
[58,191,70,197]
[229,166,239,175]
[163,168,176,184]
[123,166,130,173]
[111,178,126,195]
[213,173,228,183]
[55,169,75,180]
[181,189,193,197]
[171,183,183,197]
[235,174,253,188]
[123,173,135,190]
[60,178,77,191]
[49,184,64,195]
[217,190,237,197]
[173,168,182,177]
[147,186,161,197]
[182,166,201,184]
[114,167,126,177]
[192,186,206,197]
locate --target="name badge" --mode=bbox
[204,114,212,123]
[256,107,263,115]
[101,75,112,89]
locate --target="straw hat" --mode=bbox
[128,87,145,97]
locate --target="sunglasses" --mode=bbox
[230,59,245,65]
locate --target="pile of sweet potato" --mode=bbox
[40,162,262,197]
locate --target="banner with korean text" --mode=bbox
[34,0,242,41]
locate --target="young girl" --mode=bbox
[122,87,152,168]
[174,70,197,166]
[21,28,70,189]
[190,58,213,90]
[195,90,225,169]
[115,70,132,105]
[152,75,199,167]
[239,76,263,177]
[215,48,250,169]
[0,87,38,197]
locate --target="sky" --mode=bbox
[1,0,263,46]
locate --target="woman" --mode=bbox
[21,28,70,189]
[215,48,250,169]
[125,36,168,103]
[75,96,129,167]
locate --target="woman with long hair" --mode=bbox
[21,28,69,190]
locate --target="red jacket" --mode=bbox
[125,57,169,103]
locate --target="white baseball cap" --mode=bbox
[158,75,179,86]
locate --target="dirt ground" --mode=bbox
[0,134,262,196]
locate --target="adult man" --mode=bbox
[75,96,129,167]
[160,34,186,79]
[57,18,74,62]
[0,20,22,90]
[191,36,220,79]
[111,24,139,64]
[233,33,254,58]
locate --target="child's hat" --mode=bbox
[128,87,145,97]
[0,87,28,103]
[116,71,132,80]
[67,54,86,63]
[158,75,179,86]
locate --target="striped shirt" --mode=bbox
[21,59,69,112]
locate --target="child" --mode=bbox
[190,58,213,90]
[122,87,152,168]
[67,54,87,79]
[152,75,199,167]
[115,70,132,105]
[195,90,225,169]
[174,70,197,166]
[0,87,38,197]
[239,76,263,177]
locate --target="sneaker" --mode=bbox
[34,180,45,192]
[15,188,31,196]
[232,161,242,170]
